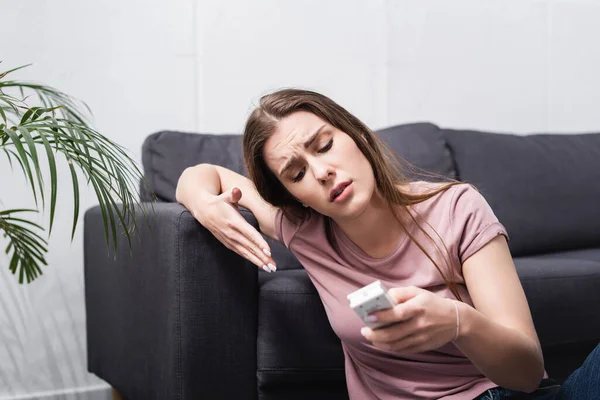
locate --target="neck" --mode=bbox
[333,186,407,259]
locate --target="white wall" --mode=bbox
[1,0,599,398]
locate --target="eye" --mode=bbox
[318,139,333,153]
[292,169,305,183]
[291,140,333,183]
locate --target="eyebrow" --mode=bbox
[278,124,327,177]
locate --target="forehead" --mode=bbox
[264,111,327,169]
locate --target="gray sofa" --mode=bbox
[84,122,600,400]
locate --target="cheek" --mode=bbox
[284,185,301,201]
[350,147,371,175]
[286,183,313,202]
[297,183,325,209]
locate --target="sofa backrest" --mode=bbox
[140,122,455,203]
[141,123,600,259]
[443,128,600,257]
[141,130,246,202]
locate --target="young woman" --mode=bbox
[176,89,599,399]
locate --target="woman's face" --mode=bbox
[263,110,376,219]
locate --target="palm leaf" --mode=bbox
[0,62,150,283]
[66,159,79,240]
[17,125,45,206]
[38,134,58,234]
[2,127,39,206]
[0,209,48,284]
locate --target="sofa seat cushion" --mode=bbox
[534,247,600,264]
[257,269,346,394]
[514,249,600,347]
[256,253,599,393]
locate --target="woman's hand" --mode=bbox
[194,186,277,273]
[360,286,459,353]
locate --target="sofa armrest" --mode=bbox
[84,203,259,400]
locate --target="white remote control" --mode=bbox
[347,280,397,329]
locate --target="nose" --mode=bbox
[313,161,335,184]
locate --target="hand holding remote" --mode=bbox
[355,285,460,354]
[347,280,397,329]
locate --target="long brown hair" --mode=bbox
[242,88,464,301]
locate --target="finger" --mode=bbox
[223,186,242,204]
[230,233,276,272]
[387,286,422,304]
[228,237,273,272]
[218,187,241,205]
[230,186,242,203]
[221,216,276,270]
[211,230,266,271]
[229,219,275,263]
[367,298,420,324]
[362,318,418,343]
[237,223,276,264]
[376,332,424,352]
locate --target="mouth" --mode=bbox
[330,181,352,202]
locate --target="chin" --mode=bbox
[337,196,369,219]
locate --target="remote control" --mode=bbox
[347,280,397,329]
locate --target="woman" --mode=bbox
[176,89,599,399]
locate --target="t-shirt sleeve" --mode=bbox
[450,184,509,264]
[274,208,306,249]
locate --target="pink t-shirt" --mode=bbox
[274,181,515,399]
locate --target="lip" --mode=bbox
[329,181,352,202]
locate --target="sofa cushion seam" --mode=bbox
[175,209,184,400]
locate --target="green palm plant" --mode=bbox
[0,62,149,284]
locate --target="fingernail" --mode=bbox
[263,248,271,257]
[360,327,368,336]
[365,315,378,323]
[262,265,271,273]
[267,263,277,272]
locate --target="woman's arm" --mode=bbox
[176,163,222,217]
[176,163,279,241]
[175,163,280,272]
[454,235,545,393]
